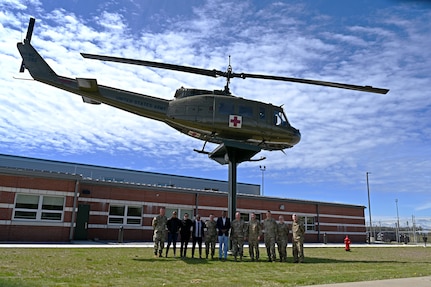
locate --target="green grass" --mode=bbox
[0,246,430,286]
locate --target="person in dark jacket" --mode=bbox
[180,213,193,258]
[216,210,231,260]
[165,211,182,257]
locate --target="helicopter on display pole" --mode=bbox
[17,18,389,164]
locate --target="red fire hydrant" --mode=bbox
[344,235,351,251]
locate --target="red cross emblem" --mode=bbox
[229,115,242,128]
[187,130,201,138]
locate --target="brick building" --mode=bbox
[0,154,366,243]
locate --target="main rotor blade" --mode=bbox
[81,53,222,78]
[81,53,389,94]
[237,73,389,94]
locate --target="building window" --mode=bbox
[254,213,262,222]
[240,213,249,222]
[14,194,65,221]
[305,216,315,231]
[166,208,179,219]
[108,205,142,225]
[127,206,142,225]
[180,209,194,219]
[41,196,64,220]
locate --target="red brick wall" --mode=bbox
[0,173,366,243]
[1,225,70,242]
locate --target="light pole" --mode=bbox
[366,172,373,242]
[395,199,400,243]
[259,165,266,196]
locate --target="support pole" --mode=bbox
[228,151,238,222]
[207,140,261,247]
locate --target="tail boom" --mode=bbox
[16,19,169,122]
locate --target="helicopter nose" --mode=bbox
[291,128,301,144]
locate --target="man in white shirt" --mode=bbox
[191,214,205,258]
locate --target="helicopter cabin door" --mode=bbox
[177,96,214,125]
[194,96,215,125]
[257,105,271,136]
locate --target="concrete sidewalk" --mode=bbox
[302,276,431,287]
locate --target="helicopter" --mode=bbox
[17,18,389,163]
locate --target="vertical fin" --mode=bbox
[17,17,58,82]
[19,17,35,73]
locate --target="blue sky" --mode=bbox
[1,0,430,230]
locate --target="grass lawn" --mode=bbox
[0,246,430,286]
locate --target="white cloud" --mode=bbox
[0,0,430,220]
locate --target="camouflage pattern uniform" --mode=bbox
[292,217,305,263]
[263,216,277,262]
[152,213,167,257]
[247,217,262,261]
[230,217,247,261]
[205,219,217,259]
[276,222,289,262]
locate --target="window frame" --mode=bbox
[108,204,143,226]
[240,212,249,223]
[13,194,65,222]
[305,216,315,231]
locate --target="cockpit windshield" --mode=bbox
[274,110,289,127]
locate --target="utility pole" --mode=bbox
[395,199,400,243]
[366,172,373,242]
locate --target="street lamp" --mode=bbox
[259,165,266,196]
[395,199,400,243]
[366,172,373,242]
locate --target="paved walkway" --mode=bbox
[302,276,431,287]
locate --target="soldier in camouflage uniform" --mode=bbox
[263,210,277,262]
[205,214,217,259]
[152,207,167,257]
[292,213,305,263]
[276,215,289,262]
[247,212,262,261]
[230,212,247,261]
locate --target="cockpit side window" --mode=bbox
[274,110,288,126]
[218,102,234,114]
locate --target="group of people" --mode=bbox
[152,208,305,263]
